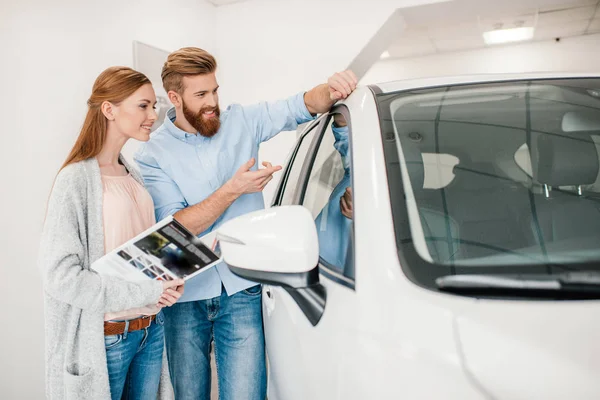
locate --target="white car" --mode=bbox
[217,73,600,400]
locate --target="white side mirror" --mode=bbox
[217,205,327,326]
[217,205,319,275]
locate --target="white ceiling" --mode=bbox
[206,0,250,6]
[204,0,598,58]
[387,0,600,59]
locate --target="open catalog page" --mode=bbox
[92,216,222,282]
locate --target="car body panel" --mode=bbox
[260,74,600,399]
[455,300,600,400]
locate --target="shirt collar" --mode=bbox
[164,107,197,141]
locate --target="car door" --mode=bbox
[265,109,361,400]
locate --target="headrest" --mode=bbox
[531,133,599,187]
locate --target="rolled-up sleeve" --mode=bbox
[135,147,188,221]
[242,92,315,143]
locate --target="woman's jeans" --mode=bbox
[105,312,165,400]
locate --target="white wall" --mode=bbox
[0,0,216,397]
[214,0,445,204]
[362,33,600,84]
[4,0,599,397]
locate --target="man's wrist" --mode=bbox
[303,91,317,117]
[304,84,333,116]
[221,180,242,199]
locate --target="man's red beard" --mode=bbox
[182,101,221,138]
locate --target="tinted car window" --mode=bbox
[377,79,600,287]
[302,114,354,278]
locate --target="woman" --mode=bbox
[39,66,184,400]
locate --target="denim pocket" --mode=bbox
[242,285,262,296]
[104,334,122,349]
[155,311,165,326]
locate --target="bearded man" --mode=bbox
[135,46,357,400]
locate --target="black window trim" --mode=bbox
[319,261,355,288]
[271,115,328,207]
[291,117,329,205]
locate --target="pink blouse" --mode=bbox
[101,173,159,321]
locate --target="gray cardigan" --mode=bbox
[39,157,174,399]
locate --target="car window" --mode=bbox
[377,78,600,289]
[301,113,354,280]
[276,121,322,206]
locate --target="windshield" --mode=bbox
[376,78,600,289]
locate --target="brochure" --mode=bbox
[92,216,221,282]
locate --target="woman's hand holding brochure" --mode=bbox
[158,279,185,307]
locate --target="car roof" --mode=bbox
[373,72,600,94]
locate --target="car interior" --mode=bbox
[389,79,600,266]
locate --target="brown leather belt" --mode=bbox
[104,315,156,336]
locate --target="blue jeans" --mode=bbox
[105,312,165,400]
[163,284,266,400]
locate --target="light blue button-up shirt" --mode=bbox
[135,92,314,302]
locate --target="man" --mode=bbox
[135,47,357,400]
